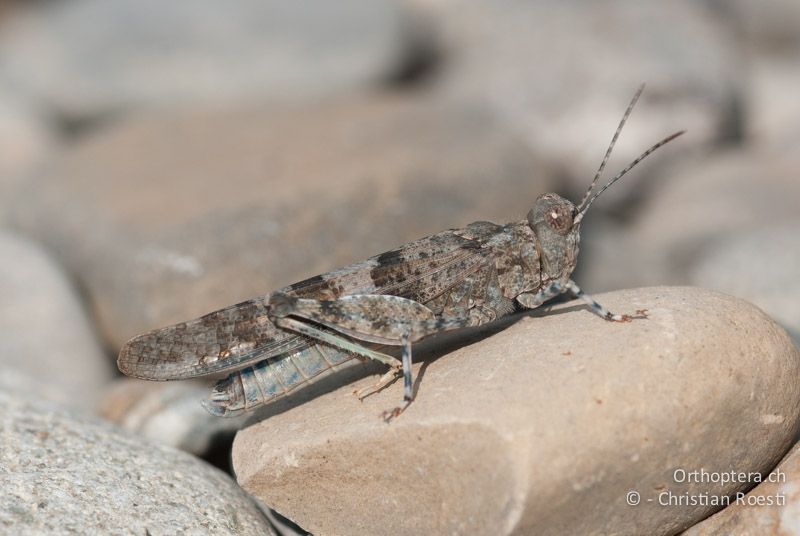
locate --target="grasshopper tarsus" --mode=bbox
[354,362,403,402]
[381,402,409,423]
[608,308,649,323]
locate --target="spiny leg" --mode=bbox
[564,280,647,322]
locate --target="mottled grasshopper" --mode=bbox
[118,86,683,417]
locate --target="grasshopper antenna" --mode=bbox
[573,129,685,225]
[577,83,646,212]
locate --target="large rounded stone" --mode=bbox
[232,287,800,535]
[10,94,556,350]
[0,391,274,535]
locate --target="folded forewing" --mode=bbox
[119,228,498,380]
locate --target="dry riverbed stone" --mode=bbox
[232,286,800,535]
[0,391,274,535]
[0,0,411,119]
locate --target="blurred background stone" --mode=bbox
[689,225,800,342]
[711,0,800,53]
[9,94,558,350]
[0,0,413,124]
[99,378,247,463]
[0,87,55,222]
[0,232,112,412]
[0,391,275,535]
[711,0,800,149]
[0,1,797,533]
[415,0,742,207]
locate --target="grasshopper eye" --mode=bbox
[546,204,573,233]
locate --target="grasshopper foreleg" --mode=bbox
[516,281,565,309]
[563,280,647,322]
[517,280,647,321]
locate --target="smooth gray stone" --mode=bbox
[0,391,275,535]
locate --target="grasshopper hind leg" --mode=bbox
[273,315,409,406]
[270,292,471,416]
[379,334,415,422]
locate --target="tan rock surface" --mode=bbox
[232,287,800,535]
[683,441,800,535]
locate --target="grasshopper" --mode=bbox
[118,85,684,417]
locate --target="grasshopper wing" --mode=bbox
[120,227,497,381]
[118,297,308,380]
[283,228,495,305]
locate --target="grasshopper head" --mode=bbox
[527,193,580,282]
[525,86,686,285]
